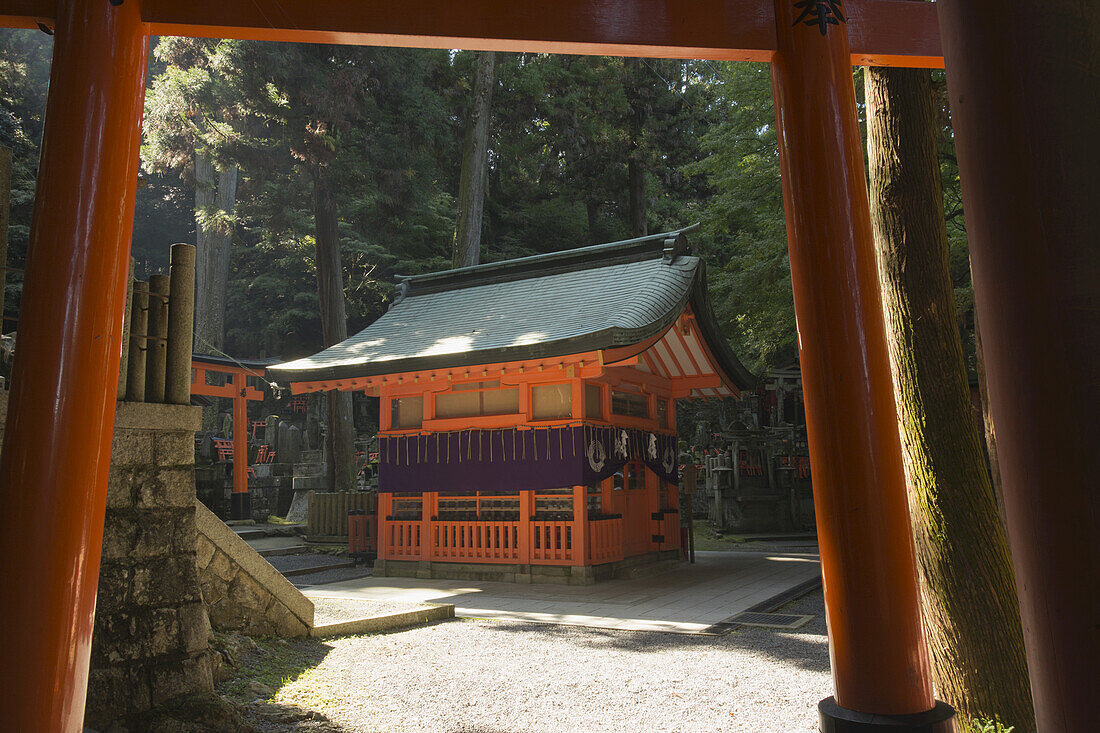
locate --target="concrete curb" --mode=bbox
[310,604,455,638]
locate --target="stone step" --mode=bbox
[280,561,357,578]
[256,544,310,558]
[232,528,267,540]
[293,474,330,491]
[243,536,306,555]
[293,462,325,477]
[247,476,292,490]
[290,565,373,589]
[265,553,356,577]
[268,462,293,477]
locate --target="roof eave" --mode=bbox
[267,317,680,385]
[686,260,756,392]
[271,257,754,394]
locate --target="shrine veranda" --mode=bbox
[270,229,754,582]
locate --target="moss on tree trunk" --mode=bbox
[865,65,1034,731]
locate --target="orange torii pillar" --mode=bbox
[191,359,267,520]
[769,0,953,729]
[0,0,148,730]
[937,1,1099,729]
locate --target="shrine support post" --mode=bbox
[0,0,148,730]
[231,376,251,520]
[937,1,1099,729]
[769,0,951,728]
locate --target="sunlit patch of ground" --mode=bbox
[221,592,830,732]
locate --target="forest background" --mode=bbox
[0,31,974,393]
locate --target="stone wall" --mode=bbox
[85,401,215,731]
[194,500,314,637]
[247,463,295,519]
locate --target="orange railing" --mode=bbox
[531,521,575,564]
[431,521,520,562]
[588,517,624,564]
[379,516,642,567]
[384,521,422,558]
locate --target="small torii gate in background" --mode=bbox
[0,1,1092,732]
[190,353,270,521]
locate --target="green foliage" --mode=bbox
[686,62,795,374]
[964,717,1015,733]
[0,28,51,322]
[0,38,974,380]
[143,40,459,357]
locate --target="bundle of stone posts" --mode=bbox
[121,243,196,404]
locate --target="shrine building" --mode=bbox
[269,228,754,583]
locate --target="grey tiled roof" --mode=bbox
[268,229,752,389]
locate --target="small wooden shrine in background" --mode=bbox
[270,229,753,583]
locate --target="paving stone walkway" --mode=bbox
[303,550,820,633]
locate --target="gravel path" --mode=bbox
[225,592,831,732]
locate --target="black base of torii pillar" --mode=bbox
[819,698,956,732]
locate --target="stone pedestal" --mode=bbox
[85,401,214,730]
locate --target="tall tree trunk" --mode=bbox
[452,50,496,268]
[194,152,238,431]
[865,66,1034,730]
[312,165,356,493]
[585,198,600,244]
[627,156,646,238]
[193,151,237,353]
[626,58,647,238]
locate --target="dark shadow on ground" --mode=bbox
[218,636,352,732]
[241,701,352,732]
[473,591,830,674]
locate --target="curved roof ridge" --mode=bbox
[395,225,697,300]
[268,223,753,390]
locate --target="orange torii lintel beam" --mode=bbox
[190,359,266,520]
[0,0,943,68]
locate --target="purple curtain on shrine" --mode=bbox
[641,431,680,484]
[378,424,678,494]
